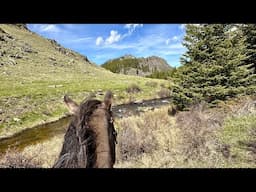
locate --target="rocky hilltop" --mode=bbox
[101,54,172,76]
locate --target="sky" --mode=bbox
[27,24,187,67]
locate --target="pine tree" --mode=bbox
[172,24,256,110]
[241,24,256,73]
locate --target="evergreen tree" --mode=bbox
[241,24,256,73]
[172,24,256,110]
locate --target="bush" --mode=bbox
[145,81,158,88]
[175,103,225,161]
[126,84,141,94]
[157,88,171,98]
[0,148,42,168]
[117,117,157,161]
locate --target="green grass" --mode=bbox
[0,24,169,138]
[217,114,256,167]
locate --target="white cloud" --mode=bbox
[70,37,92,43]
[28,24,61,33]
[166,38,170,45]
[166,43,185,49]
[96,36,104,46]
[95,24,143,47]
[124,24,143,29]
[172,36,179,41]
[40,24,60,33]
[105,30,121,45]
[96,30,122,46]
[179,24,186,30]
[124,24,143,36]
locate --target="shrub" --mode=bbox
[117,117,157,161]
[145,81,158,88]
[126,84,141,94]
[157,88,171,98]
[175,103,225,161]
[0,148,42,168]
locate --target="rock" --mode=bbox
[48,84,63,88]
[13,117,21,122]
[97,92,104,96]
[13,24,29,31]
[49,57,56,61]
[96,89,104,96]
[168,105,177,116]
[102,55,172,77]
[0,109,3,114]
[14,53,23,59]
[42,111,51,116]
[161,100,170,103]
[133,100,143,104]
[8,58,17,65]
[117,114,123,118]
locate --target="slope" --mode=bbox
[0,24,168,138]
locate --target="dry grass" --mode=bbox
[115,97,256,168]
[0,135,63,168]
[145,81,158,88]
[115,107,179,167]
[174,103,226,166]
[126,84,141,94]
[157,88,171,98]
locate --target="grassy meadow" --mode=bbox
[0,24,168,138]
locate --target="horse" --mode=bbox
[53,91,117,168]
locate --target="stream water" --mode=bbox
[0,97,172,154]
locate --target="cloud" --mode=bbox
[95,24,143,47]
[166,38,170,45]
[105,30,121,45]
[96,30,122,46]
[165,35,183,46]
[39,24,60,33]
[172,36,179,41]
[124,24,143,36]
[70,37,93,43]
[179,24,186,30]
[96,36,104,45]
[124,24,143,30]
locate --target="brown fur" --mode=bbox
[53,93,116,168]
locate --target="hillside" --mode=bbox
[101,54,172,77]
[0,24,168,138]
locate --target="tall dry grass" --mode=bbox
[115,96,256,168]
[115,107,179,168]
[0,135,63,168]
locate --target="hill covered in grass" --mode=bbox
[101,54,172,77]
[0,24,168,138]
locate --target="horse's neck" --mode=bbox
[89,109,112,168]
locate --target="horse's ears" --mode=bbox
[64,95,79,114]
[103,91,113,110]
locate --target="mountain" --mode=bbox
[0,24,93,68]
[0,24,168,138]
[101,54,172,77]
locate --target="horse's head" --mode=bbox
[54,91,116,168]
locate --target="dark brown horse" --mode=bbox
[53,91,117,168]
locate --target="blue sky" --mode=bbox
[27,24,186,67]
